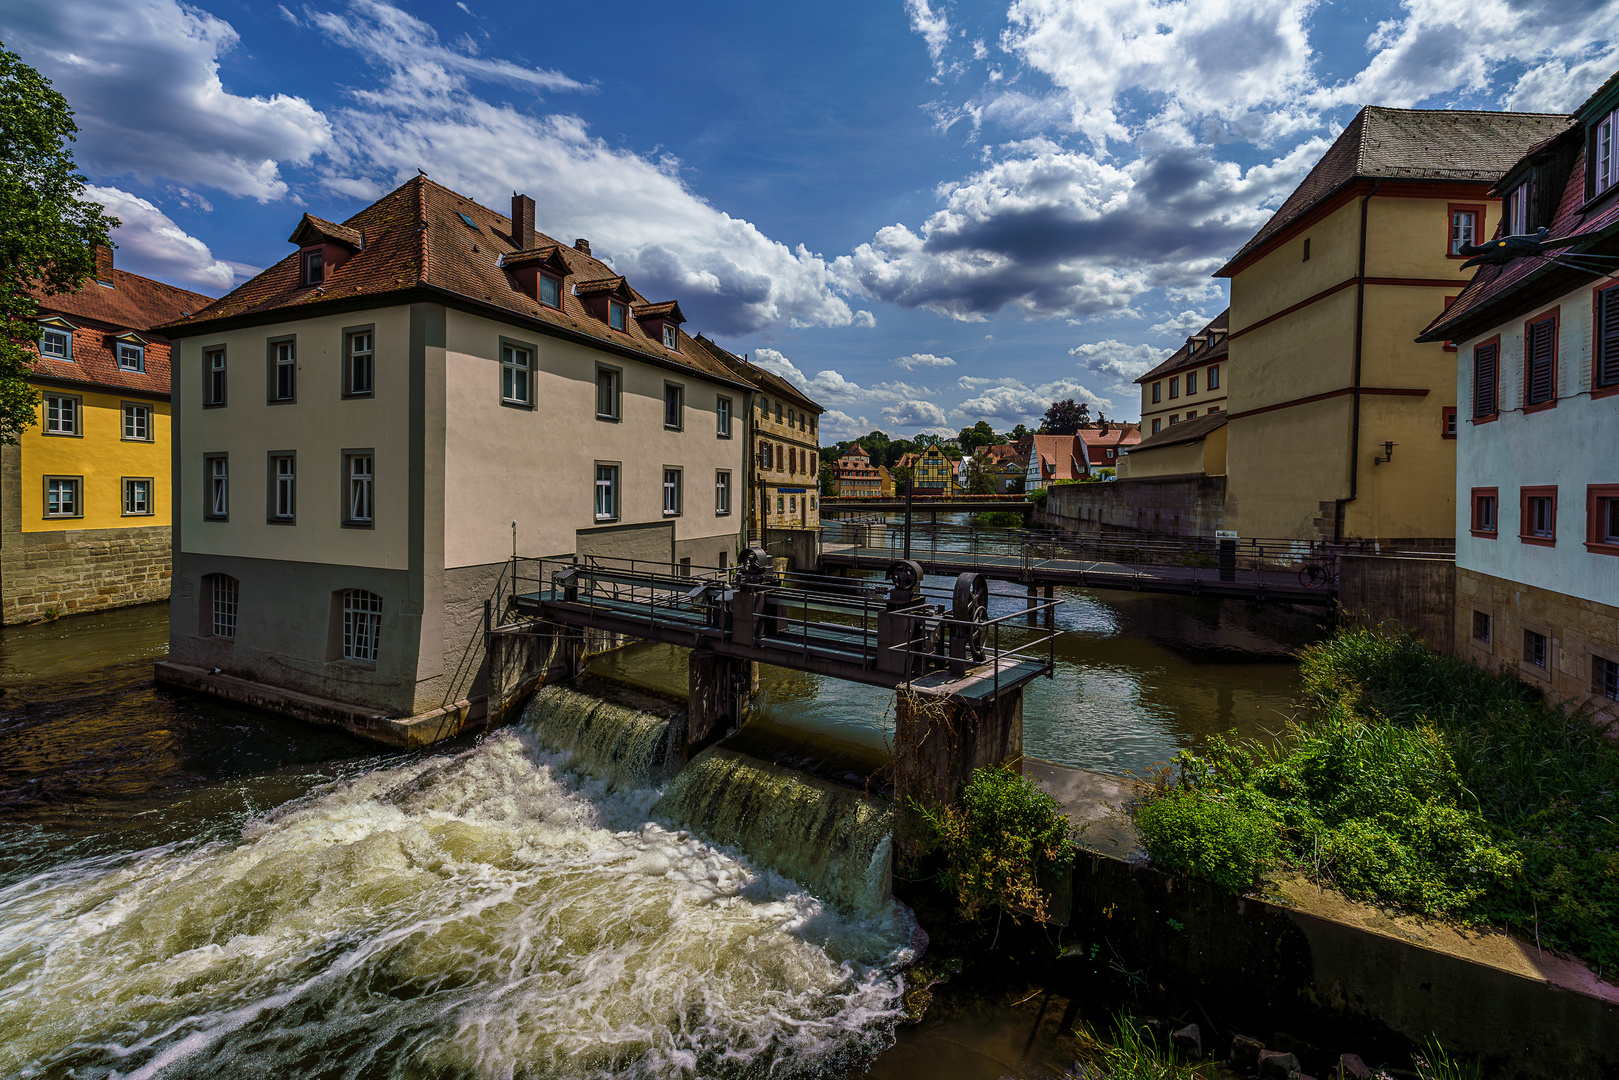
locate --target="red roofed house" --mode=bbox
[1078,424,1141,470]
[1024,434,1089,490]
[7,246,213,623]
[153,177,753,743]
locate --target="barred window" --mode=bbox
[210,574,239,639]
[342,589,382,662]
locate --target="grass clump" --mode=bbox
[911,764,1077,923]
[1071,1016,1211,1080]
[1134,627,1619,973]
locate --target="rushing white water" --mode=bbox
[0,692,913,1079]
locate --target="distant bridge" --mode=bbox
[821,495,1034,514]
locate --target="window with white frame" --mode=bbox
[205,348,227,406]
[122,403,151,441]
[715,470,731,514]
[44,395,78,435]
[663,468,682,515]
[271,454,296,521]
[539,274,561,308]
[39,326,70,359]
[303,249,324,286]
[210,574,238,638]
[608,300,627,331]
[271,339,296,401]
[123,478,151,516]
[595,464,619,520]
[205,454,228,519]
[1504,183,1531,236]
[1596,109,1619,198]
[716,396,732,437]
[45,477,79,517]
[501,342,533,405]
[1449,207,1480,254]
[346,330,374,397]
[346,453,373,525]
[662,324,678,350]
[596,366,621,420]
[664,384,683,429]
[117,341,145,372]
[342,589,383,662]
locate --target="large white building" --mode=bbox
[1420,72,1619,720]
[156,177,752,742]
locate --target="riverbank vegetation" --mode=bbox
[1134,627,1619,972]
[971,510,1024,528]
[909,764,1077,923]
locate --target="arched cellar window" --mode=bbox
[204,574,239,639]
[342,589,383,662]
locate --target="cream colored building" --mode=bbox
[1215,107,1569,544]
[157,178,750,733]
[1137,310,1229,439]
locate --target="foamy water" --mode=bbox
[0,700,912,1078]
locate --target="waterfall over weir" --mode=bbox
[0,686,914,1079]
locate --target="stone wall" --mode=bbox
[1456,567,1619,726]
[0,524,171,624]
[1037,475,1226,537]
[1337,554,1456,654]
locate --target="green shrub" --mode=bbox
[912,764,1077,923]
[1029,488,1049,506]
[972,510,1023,528]
[1134,787,1279,893]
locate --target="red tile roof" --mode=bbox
[29,268,213,398]
[1217,108,1572,277]
[164,175,749,389]
[1028,434,1087,482]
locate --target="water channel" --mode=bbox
[0,555,1323,1078]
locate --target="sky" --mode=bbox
[4,0,1617,440]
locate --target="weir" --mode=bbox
[504,550,1062,807]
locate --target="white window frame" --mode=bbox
[345,452,374,526]
[595,463,619,521]
[271,453,296,522]
[716,395,732,438]
[715,470,731,515]
[270,339,296,402]
[303,248,325,286]
[1597,111,1617,197]
[342,589,383,663]
[122,402,151,442]
[664,383,684,430]
[501,342,533,406]
[346,329,374,397]
[44,395,79,435]
[205,347,227,406]
[662,324,678,350]
[539,274,562,309]
[39,327,71,360]
[123,477,152,516]
[205,454,229,519]
[45,476,80,518]
[595,365,621,420]
[608,299,627,331]
[663,468,682,516]
[117,341,145,372]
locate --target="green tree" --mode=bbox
[957,419,996,451]
[892,465,914,492]
[819,461,837,495]
[1041,399,1090,435]
[0,44,118,443]
[965,454,997,495]
[1009,423,1030,441]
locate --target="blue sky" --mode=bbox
[5,0,1616,438]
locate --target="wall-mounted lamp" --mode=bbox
[1372,440,1397,466]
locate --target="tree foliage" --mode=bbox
[0,44,118,443]
[1041,398,1090,435]
[956,419,996,451]
[965,453,997,495]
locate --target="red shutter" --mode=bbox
[1599,287,1619,389]
[1473,343,1497,417]
[1526,318,1555,405]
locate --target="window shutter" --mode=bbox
[1473,343,1497,417]
[1526,318,1555,405]
[1598,288,1619,389]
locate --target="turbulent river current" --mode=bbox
[0,686,915,1079]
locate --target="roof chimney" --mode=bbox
[574,238,591,256]
[94,244,114,287]
[510,193,535,249]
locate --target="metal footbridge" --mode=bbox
[509,550,1061,703]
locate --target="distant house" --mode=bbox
[9,245,214,624]
[1024,434,1088,490]
[1078,424,1142,469]
[835,443,882,496]
[899,446,959,492]
[1138,312,1228,438]
[877,465,896,496]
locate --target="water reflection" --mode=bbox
[588,576,1321,778]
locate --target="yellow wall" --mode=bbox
[1224,189,1483,541]
[1122,423,1227,480]
[21,384,170,532]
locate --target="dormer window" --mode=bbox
[1503,184,1530,236]
[663,324,678,350]
[303,249,324,286]
[117,341,145,372]
[1595,108,1618,197]
[539,274,561,308]
[608,300,627,331]
[39,326,71,360]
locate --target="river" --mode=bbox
[0,576,1320,1078]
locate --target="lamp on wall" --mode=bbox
[1373,440,1397,466]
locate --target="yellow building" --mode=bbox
[6,249,211,622]
[1215,106,1569,544]
[1138,310,1228,438]
[899,446,958,492]
[1119,413,1228,479]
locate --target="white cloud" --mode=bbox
[818,409,870,438]
[1147,309,1217,337]
[1317,0,1619,112]
[892,352,957,369]
[752,349,939,408]
[882,399,949,428]
[1069,339,1169,383]
[1,0,333,201]
[304,0,857,335]
[906,0,955,79]
[954,377,1111,426]
[85,186,237,290]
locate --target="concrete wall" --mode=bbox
[1457,567,1619,726]
[1039,475,1227,538]
[763,527,818,572]
[1337,554,1456,654]
[1119,424,1226,481]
